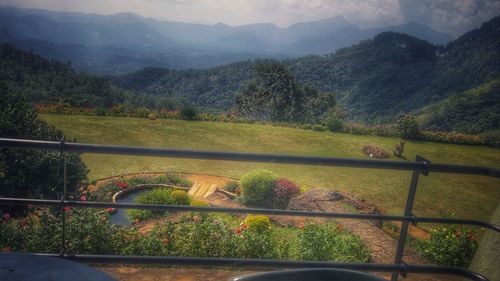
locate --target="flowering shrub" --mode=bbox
[272,178,300,209]
[297,223,369,263]
[173,216,237,258]
[417,131,485,145]
[0,208,125,254]
[416,226,477,267]
[235,226,275,259]
[115,181,129,189]
[1,209,370,263]
[240,169,276,208]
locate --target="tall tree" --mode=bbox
[236,61,335,123]
[0,83,87,200]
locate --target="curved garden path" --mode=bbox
[98,174,460,281]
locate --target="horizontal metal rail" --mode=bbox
[1,138,499,177]
[0,137,498,281]
[1,198,499,232]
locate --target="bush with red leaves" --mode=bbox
[272,178,300,209]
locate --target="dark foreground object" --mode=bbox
[0,253,116,281]
[230,268,386,281]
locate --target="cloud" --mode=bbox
[1,0,498,36]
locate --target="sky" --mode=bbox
[1,0,500,37]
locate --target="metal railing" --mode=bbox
[0,137,499,281]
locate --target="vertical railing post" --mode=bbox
[60,136,67,256]
[391,155,430,281]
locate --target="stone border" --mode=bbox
[94,171,240,186]
[112,184,189,203]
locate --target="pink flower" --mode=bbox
[20,219,28,226]
[107,208,114,213]
[2,246,11,253]
[3,213,10,221]
[27,204,34,209]
[64,207,71,213]
[80,195,87,201]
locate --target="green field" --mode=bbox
[40,115,500,227]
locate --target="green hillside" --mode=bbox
[114,15,500,129]
[40,114,500,228]
[419,77,500,134]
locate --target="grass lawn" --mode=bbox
[40,115,500,227]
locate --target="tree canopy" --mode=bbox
[235,61,336,124]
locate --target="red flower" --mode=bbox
[3,213,11,221]
[162,239,169,245]
[64,207,71,213]
[20,219,28,226]
[2,246,11,253]
[298,222,304,229]
[107,208,114,213]
[80,195,87,201]
[234,227,242,234]
[242,223,248,229]
[115,181,129,189]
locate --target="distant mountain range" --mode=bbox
[114,15,500,132]
[0,6,453,75]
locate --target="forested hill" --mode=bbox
[114,15,500,128]
[0,43,125,107]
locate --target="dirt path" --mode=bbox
[100,266,257,281]
[204,190,459,281]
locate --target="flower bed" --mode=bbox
[0,208,370,263]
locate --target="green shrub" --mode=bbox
[0,208,125,255]
[128,187,190,220]
[127,209,153,222]
[135,188,174,205]
[190,200,210,207]
[240,170,277,208]
[397,114,419,139]
[171,190,190,205]
[224,181,240,193]
[122,223,174,256]
[416,226,477,267]
[325,118,344,132]
[418,130,485,145]
[236,227,275,259]
[173,217,237,258]
[179,105,198,120]
[297,223,369,263]
[243,215,271,233]
[166,173,193,187]
[312,124,327,131]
